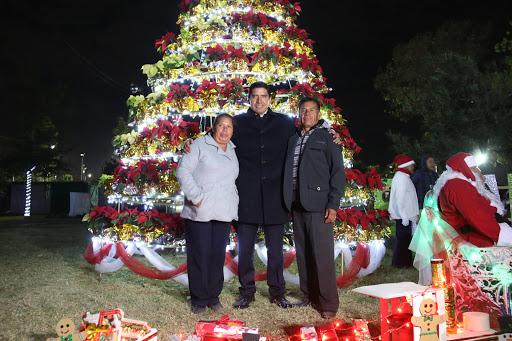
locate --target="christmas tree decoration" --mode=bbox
[46,317,82,341]
[353,282,446,341]
[85,0,391,285]
[194,315,263,340]
[80,309,158,341]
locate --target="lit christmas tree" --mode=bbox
[84,0,391,284]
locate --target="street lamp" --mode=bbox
[80,153,85,181]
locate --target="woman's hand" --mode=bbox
[183,139,193,153]
[185,198,202,207]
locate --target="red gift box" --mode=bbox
[81,309,124,341]
[196,315,260,340]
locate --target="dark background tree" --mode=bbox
[1,116,67,182]
[375,20,512,166]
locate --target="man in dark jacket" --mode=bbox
[231,82,296,309]
[411,156,438,209]
[283,97,345,319]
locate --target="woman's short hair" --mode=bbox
[210,113,235,135]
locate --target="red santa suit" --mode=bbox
[433,152,512,247]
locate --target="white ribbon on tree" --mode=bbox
[89,238,386,285]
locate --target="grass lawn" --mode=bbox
[0,217,417,340]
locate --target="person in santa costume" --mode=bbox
[411,152,512,285]
[433,152,512,247]
[388,154,419,268]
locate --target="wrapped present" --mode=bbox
[81,309,123,341]
[288,326,318,341]
[120,318,157,340]
[195,315,259,340]
[121,327,157,341]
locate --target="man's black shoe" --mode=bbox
[233,296,255,309]
[209,302,224,312]
[270,296,293,308]
[191,305,207,314]
[320,311,337,319]
[295,297,311,307]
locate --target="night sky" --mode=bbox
[2,0,512,179]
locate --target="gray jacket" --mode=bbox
[283,127,345,212]
[177,134,239,222]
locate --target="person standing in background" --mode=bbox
[388,154,419,268]
[411,156,438,209]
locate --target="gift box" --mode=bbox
[82,309,124,341]
[288,326,318,341]
[411,288,446,341]
[196,315,254,340]
[353,282,446,341]
[120,318,157,341]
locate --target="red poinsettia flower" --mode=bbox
[206,44,228,61]
[166,84,195,102]
[366,167,384,190]
[154,32,176,53]
[178,0,194,12]
[345,169,367,186]
[197,79,218,93]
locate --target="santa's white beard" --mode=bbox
[472,171,505,215]
[432,166,505,216]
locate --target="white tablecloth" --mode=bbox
[69,192,90,216]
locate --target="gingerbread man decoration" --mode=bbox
[411,298,445,341]
[46,317,82,341]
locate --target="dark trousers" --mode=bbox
[236,223,286,299]
[292,203,339,313]
[392,219,413,268]
[185,219,230,307]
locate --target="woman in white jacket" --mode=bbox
[177,114,239,314]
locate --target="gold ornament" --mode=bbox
[343,148,354,163]
[252,59,276,74]
[333,223,391,242]
[261,28,282,45]
[344,187,371,202]
[227,57,248,72]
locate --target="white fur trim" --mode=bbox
[497,223,512,246]
[432,166,505,215]
[464,155,477,168]
[398,160,415,168]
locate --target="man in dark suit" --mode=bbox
[231,82,296,309]
[283,97,345,319]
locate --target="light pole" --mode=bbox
[80,153,85,181]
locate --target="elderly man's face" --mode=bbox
[249,87,270,115]
[299,101,320,130]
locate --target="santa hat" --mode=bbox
[393,154,415,169]
[446,152,477,181]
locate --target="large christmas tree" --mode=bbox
[84,0,391,284]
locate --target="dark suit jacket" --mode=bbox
[232,108,296,225]
[283,127,345,212]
